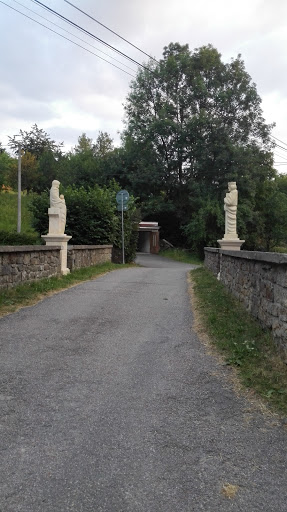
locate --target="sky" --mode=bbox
[0,0,287,172]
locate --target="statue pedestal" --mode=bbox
[217,237,245,251]
[48,207,65,235]
[41,234,72,275]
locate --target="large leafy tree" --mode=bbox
[7,124,64,193]
[123,43,275,249]
[8,124,63,159]
[7,151,40,194]
[0,149,15,188]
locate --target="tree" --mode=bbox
[93,131,114,158]
[254,179,287,251]
[7,125,64,193]
[7,151,39,193]
[8,124,63,159]
[74,133,94,154]
[0,150,15,188]
[122,42,275,249]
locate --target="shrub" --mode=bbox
[0,230,41,246]
[28,184,139,262]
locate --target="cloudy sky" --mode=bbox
[1,0,287,171]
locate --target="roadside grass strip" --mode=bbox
[0,262,132,317]
[191,266,287,416]
[160,248,203,265]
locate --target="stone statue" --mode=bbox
[42,180,71,275]
[49,180,66,234]
[218,181,244,250]
[224,182,238,236]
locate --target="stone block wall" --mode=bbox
[204,247,220,275]
[0,246,61,289]
[67,245,112,271]
[204,248,287,354]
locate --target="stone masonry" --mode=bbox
[204,248,287,356]
[0,246,61,289]
[67,245,112,271]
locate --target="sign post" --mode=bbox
[116,190,129,264]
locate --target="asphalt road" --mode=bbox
[0,254,287,511]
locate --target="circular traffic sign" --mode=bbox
[116,190,129,204]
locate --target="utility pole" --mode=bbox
[17,141,21,233]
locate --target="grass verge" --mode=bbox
[160,248,202,265]
[0,192,36,233]
[0,262,132,318]
[191,266,287,416]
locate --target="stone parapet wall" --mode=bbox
[204,247,220,275]
[67,245,112,271]
[204,248,287,354]
[0,246,61,289]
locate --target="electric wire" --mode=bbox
[274,143,287,153]
[10,0,137,73]
[271,135,287,147]
[0,1,137,77]
[29,0,151,73]
[64,0,158,64]
[274,152,287,162]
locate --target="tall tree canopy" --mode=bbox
[122,42,276,249]
[8,124,64,159]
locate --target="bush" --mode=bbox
[28,183,140,262]
[0,230,41,245]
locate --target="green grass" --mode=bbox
[191,266,287,415]
[273,246,287,254]
[0,191,35,233]
[160,247,203,265]
[0,262,133,317]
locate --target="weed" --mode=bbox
[160,248,202,265]
[191,267,287,415]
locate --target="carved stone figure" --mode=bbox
[224,182,238,236]
[49,180,66,234]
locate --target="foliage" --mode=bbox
[122,42,276,250]
[254,179,287,251]
[8,124,63,159]
[113,200,141,263]
[192,266,287,415]
[28,183,139,262]
[64,186,117,245]
[0,151,15,187]
[160,248,202,264]
[28,185,116,243]
[0,230,40,246]
[74,133,94,153]
[0,192,37,233]
[27,191,50,235]
[93,131,114,157]
[7,151,40,194]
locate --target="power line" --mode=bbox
[274,143,287,153]
[274,152,287,161]
[11,0,137,73]
[30,0,151,73]
[0,1,137,77]
[64,0,159,64]
[271,135,287,147]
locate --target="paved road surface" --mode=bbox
[0,254,286,511]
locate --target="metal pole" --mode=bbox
[17,142,21,233]
[121,194,125,264]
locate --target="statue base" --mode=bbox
[217,238,245,251]
[41,234,72,275]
